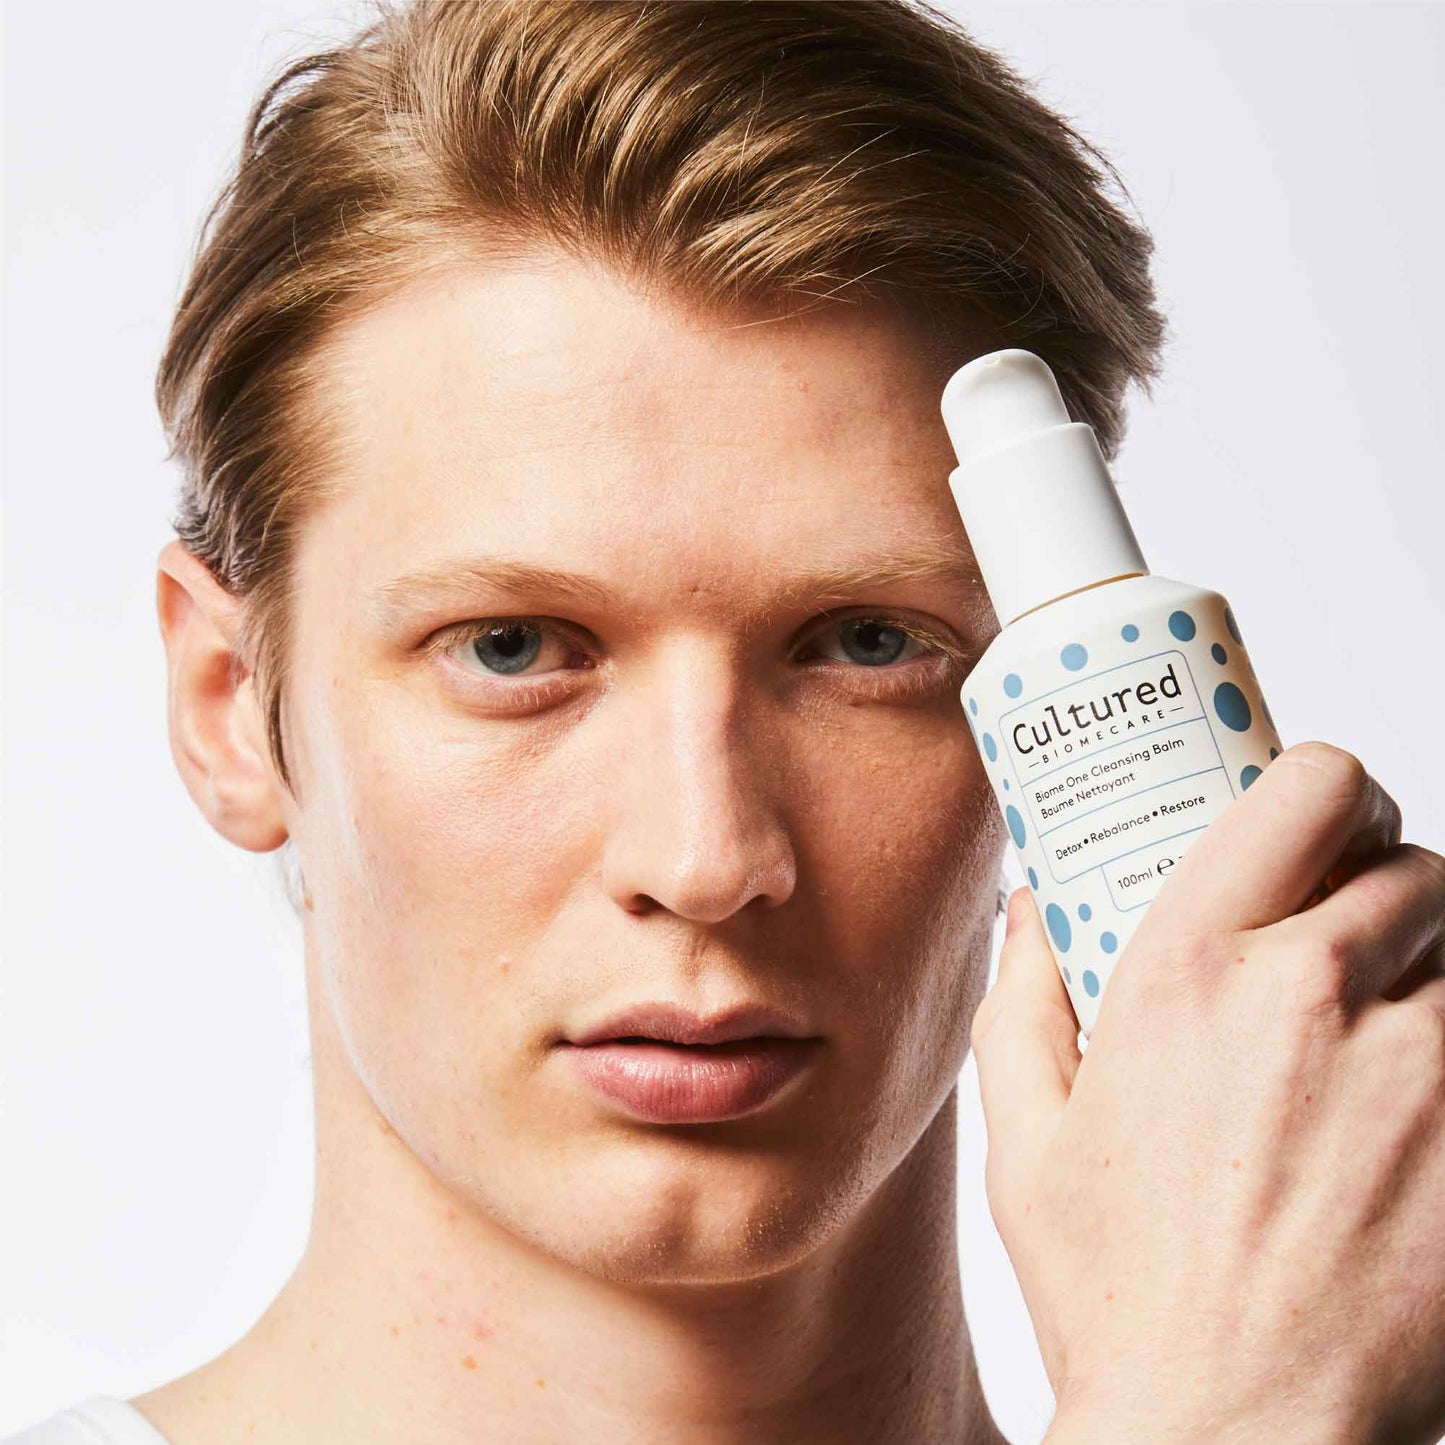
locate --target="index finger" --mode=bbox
[1131,740,1402,944]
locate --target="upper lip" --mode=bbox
[565,1001,816,1047]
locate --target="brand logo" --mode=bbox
[1011,661,1183,756]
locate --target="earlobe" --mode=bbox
[155,539,290,853]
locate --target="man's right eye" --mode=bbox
[420,617,593,679]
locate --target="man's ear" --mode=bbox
[156,538,290,852]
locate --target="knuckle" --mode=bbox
[1398,842,1445,900]
[1282,933,1355,1019]
[1112,925,1213,1014]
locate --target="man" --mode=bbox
[15,2,1444,1441]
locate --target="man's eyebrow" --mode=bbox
[770,538,987,610]
[371,558,617,624]
[369,540,987,624]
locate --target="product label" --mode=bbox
[965,586,1283,1041]
[1001,650,1229,899]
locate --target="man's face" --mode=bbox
[281,251,1005,1283]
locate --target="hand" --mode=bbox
[971,741,1445,1445]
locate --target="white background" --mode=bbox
[3,3,1443,1440]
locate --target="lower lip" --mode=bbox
[559,1037,821,1123]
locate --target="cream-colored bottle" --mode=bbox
[942,350,1283,1038]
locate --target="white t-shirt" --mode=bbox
[3,1398,170,1445]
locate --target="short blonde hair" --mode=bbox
[157,0,1168,796]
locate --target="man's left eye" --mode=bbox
[813,617,931,667]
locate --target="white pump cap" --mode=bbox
[940,348,1147,626]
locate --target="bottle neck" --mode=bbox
[949,423,1149,627]
[1005,570,1147,625]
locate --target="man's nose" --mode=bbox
[599,644,797,923]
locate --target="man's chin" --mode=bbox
[498,1148,858,1288]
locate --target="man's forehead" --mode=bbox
[300,254,989,625]
[317,252,966,456]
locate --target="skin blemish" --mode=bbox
[462,1355,478,1370]
[497,953,511,973]
[390,1324,400,1337]
[436,1315,449,1325]
[1105,1292,1114,1302]
[536,1379,546,1389]
[444,1207,458,1223]
[472,1319,495,1340]
[1103,1157,1110,1167]
[1231,1159,1241,1169]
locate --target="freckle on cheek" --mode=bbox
[461,1355,478,1370]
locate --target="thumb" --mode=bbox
[971,886,1082,1189]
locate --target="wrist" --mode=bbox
[1045,1383,1359,1445]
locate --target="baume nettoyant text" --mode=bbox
[941,350,1282,1038]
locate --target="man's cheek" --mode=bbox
[822,772,988,906]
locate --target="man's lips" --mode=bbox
[564,999,815,1048]
[558,1035,822,1123]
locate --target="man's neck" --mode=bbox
[134,1001,1004,1445]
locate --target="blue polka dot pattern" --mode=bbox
[1060,642,1088,671]
[982,731,998,762]
[968,697,978,715]
[1002,778,1010,790]
[1045,903,1072,952]
[1062,966,1071,985]
[1168,610,1196,642]
[1241,764,1263,790]
[1003,673,1023,698]
[1027,867,1039,889]
[1225,607,1243,645]
[1211,642,1227,664]
[1082,970,1100,997]
[1213,682,1252,732]
[1262,695,1276,730]
[1121,623,1140,642]
[1005,805,1027,848]
[1078,903,1092,921]
[1100,932,1118,954]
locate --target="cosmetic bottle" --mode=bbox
[942,349,1282,1038]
